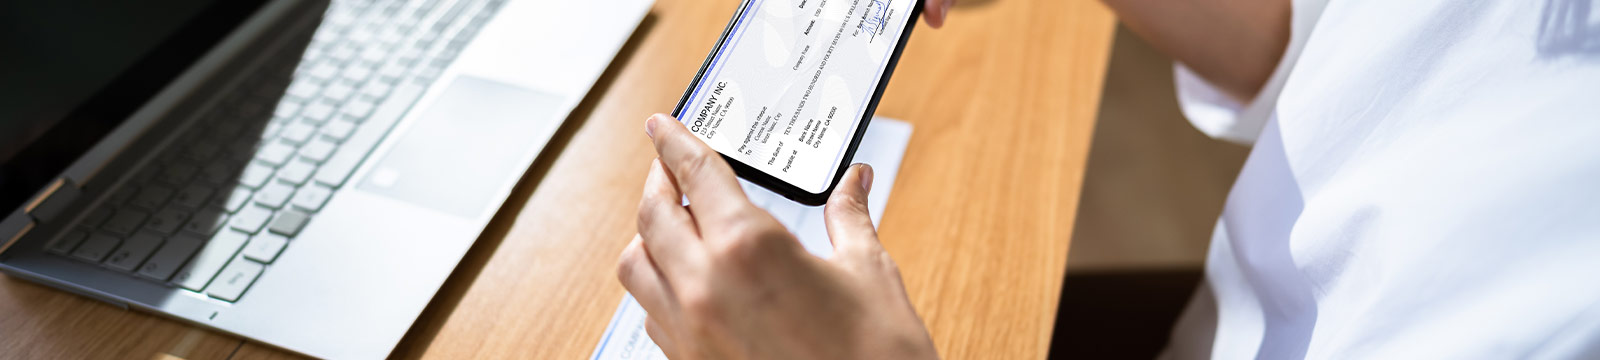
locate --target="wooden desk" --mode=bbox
[0,0,1113,358]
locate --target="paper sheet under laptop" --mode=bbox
[590,117,913,360]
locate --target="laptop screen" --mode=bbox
[0,0,268,213]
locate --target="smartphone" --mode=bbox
[670,0,922,206]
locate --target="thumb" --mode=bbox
[923,0,953,28]
[824,164,880,258]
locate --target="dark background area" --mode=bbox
[0,0,260,212]
[0,0,212,158]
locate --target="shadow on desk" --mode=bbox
[1047,23,1248,359]
[1049,268,1202,359]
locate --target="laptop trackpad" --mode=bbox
[358,75,564,219]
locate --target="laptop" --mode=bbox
[0,0,651,357]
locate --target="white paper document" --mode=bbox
[590,117,913,360]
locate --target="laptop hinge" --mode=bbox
[0,215,34,255]
[2,177,79,255]
[24,177,81,223]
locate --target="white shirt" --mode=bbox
[1163,0,1600,358]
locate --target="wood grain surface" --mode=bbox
[0,0,1113,359]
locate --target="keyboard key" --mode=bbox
[239,162,276,189]
[212,187,254,213]
[275,101,302,119]
[102,209,150,237]
[105,232,163,272]
[207,257,264,302]
[131,186,175,210]
[301,50,325,68]
[290,185,333,212]
[375,29,404,50]
[359,47,387,65]
[132,165,164,184]
[324,82,355,103]
[308,62,340,82]
[185,140,222,163]
[158,147,190,166]
[47,230,89,255]
[254,142,297,167]
[108,186,140,206]
[229,205,273,234]
[160,163,199,185]
[347,27,375,45]
[315,83,423,187]
[411,39,435,58]
[377,63,406,83]
[279,122,317,146]
[72,234,120,262]
[417,66,443,83]
[79,207,115,229]
[343,64,374,83]
[301,102,336,125]
[235,99,270,119]
[327,46,357,64]
[433,49,460,66]
[267,210,310,237]
[137,235,203,281]
[361,81,393,100]
[319,120,356,142]
[259,75,292,101]
[286,82,321,101]
[200,160,237,185]
[276,159,317,185]
[298,139,337,163]
[341,100,376,121]
[242,233,288,263]
[226,140,259,160]
[210,119,244,139]
[144,208,191,235]
[261,122,285,141]
[254,182,295,209]
[173,230,249,291]
[172,184,215,209]
[179,126,211,144]
[181,129,212,147]
[183,208,229,236]
[164,144,196,165]
[272,115,294,129]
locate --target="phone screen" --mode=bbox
[679,0,917,194]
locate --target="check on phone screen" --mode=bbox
[680,0,916,194]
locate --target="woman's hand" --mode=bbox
[618,113,938,359]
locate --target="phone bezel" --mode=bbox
[669,0,922,206]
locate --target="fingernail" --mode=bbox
[942,0,952,20]
[858,164,874,193]
[645,115,657,138]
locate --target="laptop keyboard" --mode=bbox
[44,0,504,302]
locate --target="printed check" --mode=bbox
[682,0,915,193]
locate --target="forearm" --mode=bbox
[1102,0,1291,101]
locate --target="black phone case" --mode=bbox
[669,0,922,206]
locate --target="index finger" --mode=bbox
[644,113,755,226]
[637,159,706,279]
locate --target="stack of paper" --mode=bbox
[590,118,913,360]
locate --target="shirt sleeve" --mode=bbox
[1174,0,1330,145]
